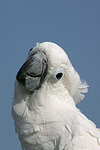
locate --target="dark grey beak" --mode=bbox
[16,51,48,92]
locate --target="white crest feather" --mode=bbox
[73,80,89,104]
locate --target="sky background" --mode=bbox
[0,0,100,149]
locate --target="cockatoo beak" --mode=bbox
[16,50,48,92]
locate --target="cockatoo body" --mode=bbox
[12,42,100,150]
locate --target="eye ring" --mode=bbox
[55,70,64,80]
[56,72,63,80]
[49,70,64,83]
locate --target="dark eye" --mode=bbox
[56,72,63,80]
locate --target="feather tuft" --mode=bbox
[73,80,89,105]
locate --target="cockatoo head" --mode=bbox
[16,42,88,105]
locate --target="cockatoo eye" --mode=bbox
[49,70,64,83]
[56,72,63,80]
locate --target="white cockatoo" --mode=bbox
[12,42,100,150]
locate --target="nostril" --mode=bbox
[29,48,33,52]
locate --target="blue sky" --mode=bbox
[0,0,100,149]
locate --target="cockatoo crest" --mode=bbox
[27,42,88,104]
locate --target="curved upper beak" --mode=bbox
[16,50,48,92]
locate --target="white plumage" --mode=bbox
[12,42,100,150]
